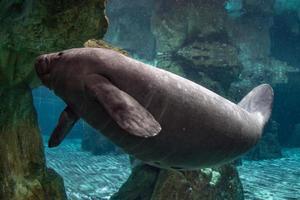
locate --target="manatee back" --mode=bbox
[238,84,274,126]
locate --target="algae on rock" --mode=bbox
[151,0,241,94]
[111,164,244,200]
[0,86,68,200]
[0,0,108,199]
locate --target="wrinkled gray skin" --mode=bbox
[35,48,273,170]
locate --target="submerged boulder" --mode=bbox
[111,164,244,200]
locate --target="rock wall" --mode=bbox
[0,86,67,200]
[104,0,156,60]
[270,2,300,146]
[152,0,240,94]
[0,0,108,199]
[225,0,288,159]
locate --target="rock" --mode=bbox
[176,40,241,90]
[271,5,300,67]
[243,0,275,16]
[104,0,156,60]
[111,164,244,200]
[227,0,299,155]
[177,41,239,69]
[0,0,108,88]
[110,165,160,200]
[289,124,300,147]
[151,0,240,93]
[151,165,244,200]
[41,168,68,200]
[0,0,108,199]
[152,0,227,53]
[274,73,300,146]
[84,39,129,56]
[244,120,282,160]
[0,86,67,200]
[156,53,185,76]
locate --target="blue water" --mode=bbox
[31,0,300,198]
[33,83,300,200]
[44,139,130,200]
[44,138,300,200]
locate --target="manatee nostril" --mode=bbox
[35,56,50,76]
[35,58,43,75]
[45,57,49,65]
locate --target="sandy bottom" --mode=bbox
[45,139,300,200]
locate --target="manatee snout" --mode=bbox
[35,55,52,88]
[35,55,51,75]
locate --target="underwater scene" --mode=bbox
[1,0,300,200]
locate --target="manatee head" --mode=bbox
[35,48,99,90]
[35,51,65,89]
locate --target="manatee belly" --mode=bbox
[77,65,259,169]
[93,91,259,169]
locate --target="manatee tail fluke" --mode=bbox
[238,84,274,126]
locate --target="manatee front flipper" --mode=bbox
[85,74,161,137]
[48,106,79,148]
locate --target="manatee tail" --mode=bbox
[238,84,274,126]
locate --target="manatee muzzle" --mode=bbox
[35,55,52,88]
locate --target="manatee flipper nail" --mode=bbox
[85,74,161,137]
[48,106,79,148]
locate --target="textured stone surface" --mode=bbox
[152,0,240,94]
[289,124,300,147]
[0,0,108,88]
[151,165,244,200]
[84,39,129,56]
[104,0,156,60]
[176,40,241,90]
[244,120,282,160]
[152,0,227,53]
[110,165,159,200]
[225,0,299,158]
[0,0,108,199]
[274,73,300,147]
[0,86,67,200]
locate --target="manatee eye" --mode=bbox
[58,52,64,56]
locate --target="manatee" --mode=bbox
[35,48,273,170]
